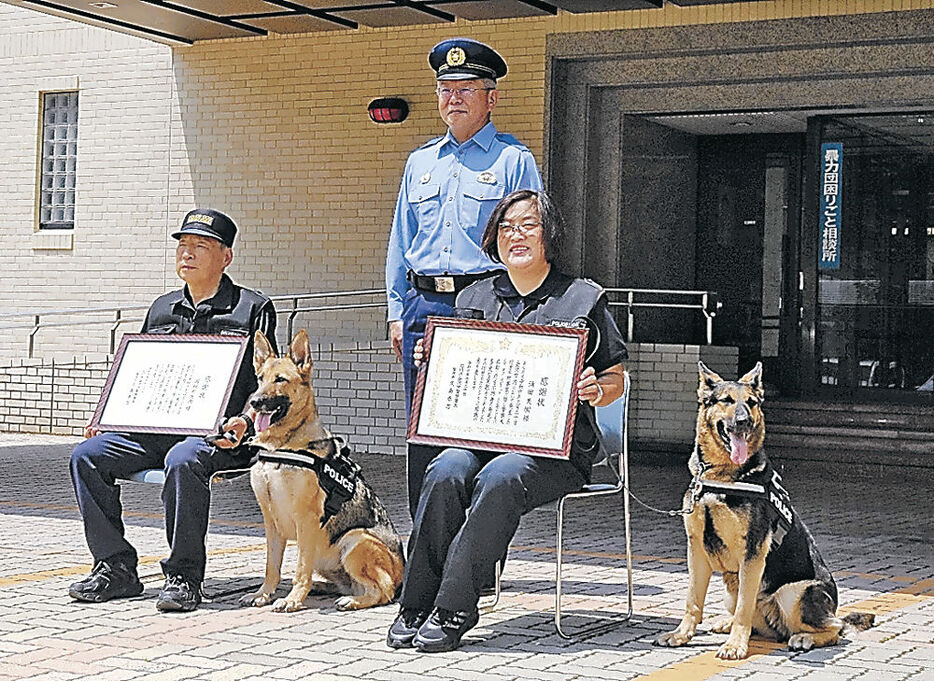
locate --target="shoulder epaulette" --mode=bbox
[417,135,445,150]
[493,132,532,151]
[578,278,605,295]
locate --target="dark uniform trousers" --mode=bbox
[400,448,584,613]
[400,286,459,520]
[69,274,276,583]
[70,433,253,583]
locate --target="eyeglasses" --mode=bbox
[497,221,542,237]
[436,86,493,101]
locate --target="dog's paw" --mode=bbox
[787,633,816,651]
[239,592,273,608]
[335,595,359,611]
[655,630,693,647]
[716,637,749,660]
[272,597,303,613]
[707,614,734,634]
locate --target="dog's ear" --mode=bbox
[739,361,764,398]
[289,329,313,379]
[253,330,275,374]
[698,361,723,404]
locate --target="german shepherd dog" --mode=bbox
[238,329,404,612]
[656,362,873,659]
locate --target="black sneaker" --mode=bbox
[413,607,480,653]
[68,561,143,603]
[386,607,431,649]
[155,574,201,612]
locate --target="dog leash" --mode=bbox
[627,452,709,518]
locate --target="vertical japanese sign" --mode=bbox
[819,142,843,270]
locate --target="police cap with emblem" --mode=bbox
[171,208,237,248]
[429,38,507,82]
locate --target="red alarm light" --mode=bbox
[368,98,409,124]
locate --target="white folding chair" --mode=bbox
[486,371,634,639]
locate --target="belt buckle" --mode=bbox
[434,276,455,293]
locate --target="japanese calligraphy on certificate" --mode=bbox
[408,318,588,459]
[91,334,248,435]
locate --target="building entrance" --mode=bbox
[622,113,806,395]
[813,113,934,400]
[627,110,934,401]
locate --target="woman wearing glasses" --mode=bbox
[387,189,628,653]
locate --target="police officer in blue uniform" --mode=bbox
[385,38,543,519]
[68,209,277,613]
[387,190,627,652]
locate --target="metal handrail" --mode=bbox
[0,290,387,357]
[0,286,721,357]
[605,288,721,344]
[269,289,384,341]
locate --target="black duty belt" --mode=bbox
[407,270,497,294]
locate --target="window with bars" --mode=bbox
[39,91,78,230]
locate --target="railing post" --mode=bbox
[703,293,711,344]
[288,297,298,341]
[110,310,122,354]
[626,291,634,343]
[29,315,40,358]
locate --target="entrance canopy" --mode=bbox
[10,0,684,44]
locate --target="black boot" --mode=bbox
[387,607,431,649]
[413,607,480,653]
[155,574,201,612]
[69,560,143,603]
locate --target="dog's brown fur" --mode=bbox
[656,362,873,659]
[238,330,404,612]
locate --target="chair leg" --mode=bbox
[623,469,634,619]
[554,492,634,639]
[480,560,502,612]
[201,466,258,601]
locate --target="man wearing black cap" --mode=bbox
[68,208,277,612]
[385,38,542,520]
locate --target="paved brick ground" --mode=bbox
[0,433,931,681]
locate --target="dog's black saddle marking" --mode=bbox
[694,462,794,546]
[256,436,362,525]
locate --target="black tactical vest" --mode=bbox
[454,271,607,478]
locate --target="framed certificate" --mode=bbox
[407,317,589,459]
[90,334,248,436]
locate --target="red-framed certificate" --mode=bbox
[407,317,589,459]
[90,334,248,436]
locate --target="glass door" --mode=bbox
[814,113,934,399]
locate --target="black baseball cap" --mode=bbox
[429,38,507,82]
[172,208,237,247]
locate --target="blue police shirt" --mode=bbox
[385,121,542,320]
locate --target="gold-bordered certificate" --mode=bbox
[407,317,588,459]
[90,334,247,435]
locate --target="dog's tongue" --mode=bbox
[255,412,272,433]
[729,433,749,464]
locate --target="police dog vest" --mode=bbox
[695,462,794,545]
[256,437,360,525]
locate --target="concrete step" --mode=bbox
[767,400,934,433]
[766,427,934,457]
